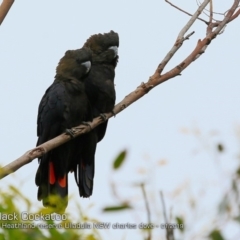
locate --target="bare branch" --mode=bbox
[0,117,103,179]
[209,0,213,23]
[197,0,228,22]
[198,0,225,16]
[177,0,210,40]
[207,0,240,35]
[229,7,240,22]
[213,0,240,35]
[0,0,239,180]
[157,0,210,74]
[197,0,217,21]
[0,0,14,25]
[165,0,208,24]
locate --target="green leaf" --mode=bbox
[208,229,225,240]
[102,204,132,212]
[0,184,100,240]
[85,234,98,240]
[217,143,224,152]
[175,216,184,232]
[113,150,127,170]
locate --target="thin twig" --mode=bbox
[197,0,216,21]
[157,0,210,74]
[197,0,225,16]
[160,191,168,223]
[177,0,210,40]
[0,0,14,25]
[141,183,152,240]
[207,0,240,35]
[209,0,213,23]
[160,191,174,240]
[165,0,208,24]
[213,0,240,35]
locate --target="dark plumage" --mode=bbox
[84,30,119,142]
[77,30,119,198]
[35,47,93,212]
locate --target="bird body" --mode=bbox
[35,31,120,210]
[84,30,119,142]
[77,31,119,198]
[35,48,92,211]
[84,63,116,141]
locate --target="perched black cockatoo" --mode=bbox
[35,47,93,211]
[83,30,119,142]
[76,31,119,198]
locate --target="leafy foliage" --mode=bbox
[112,150,127,170]
[0,186,100,240]
[102,204,132,212]
[208,229,225,240]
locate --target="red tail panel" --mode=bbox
[49,162,56,184]
[58,175,67,188]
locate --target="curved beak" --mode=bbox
[108,46,118,57]
[81,61,91,73]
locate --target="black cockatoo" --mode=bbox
[84,30,119,142]
[35,47,93,211]
[76,31,119,198]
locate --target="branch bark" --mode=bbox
[0,0,239,180]
[0,0,14,25]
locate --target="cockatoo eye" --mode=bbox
[108,46,118,57]
[81,61,91,73]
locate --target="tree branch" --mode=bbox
[157,0,210,74]
[205,0,240,35]
[0,0,239,180]
[209,0,213,23]
[0,0,14,25]
[212,0,240,35]
[165,0,208,25]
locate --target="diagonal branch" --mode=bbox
[157,0,210,75]
[0,0,14,25]
[0,0,239,180]
[212,0,240,35]
[165,0,208,24]
[206,0,240,35]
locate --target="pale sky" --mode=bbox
[1,1,240,239]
